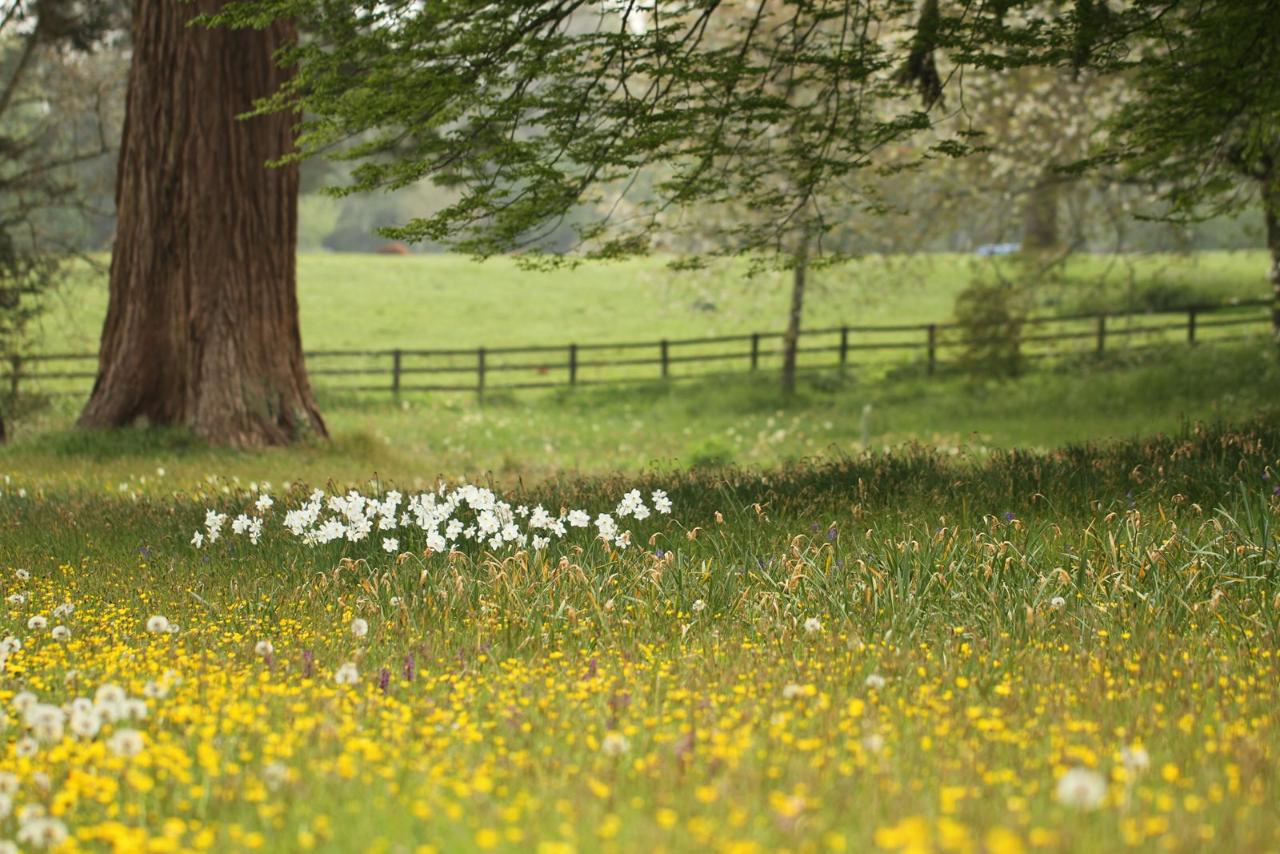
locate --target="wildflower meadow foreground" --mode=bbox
[1,421,1278,853]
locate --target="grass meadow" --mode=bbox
[35,251,1271,355]
[0,252,1277,852]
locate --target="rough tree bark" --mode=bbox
[780,242,808,396]
[78,0,326,447]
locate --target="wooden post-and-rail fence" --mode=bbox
[3,298,1272,400]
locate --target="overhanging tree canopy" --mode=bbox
[217,0,970,395]
[946,1,1280,330]
[216,0,1280,343]
[216,1,964,261]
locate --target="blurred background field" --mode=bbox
[2,249,1273,491]
[39,250,1271,354]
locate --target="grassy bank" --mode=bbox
[4,341,1277,491]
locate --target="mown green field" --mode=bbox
[38,251,1271,354]
[5,248,1275,492]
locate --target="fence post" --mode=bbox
[750,333,759,371]
[1095,315,1106,355]
[839,326,849,368]
[568,343,578,386]
[391,349,402,399]
[1187,307,1198,345]
[926,324,937,377]
[477,347,486,396]
[660,339,669,379]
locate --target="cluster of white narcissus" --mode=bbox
[192,484,672,554]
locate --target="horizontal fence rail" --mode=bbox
[4,298,1273,400]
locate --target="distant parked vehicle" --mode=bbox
[974,242,1021,256]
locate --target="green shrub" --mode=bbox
[951,279,1030,378]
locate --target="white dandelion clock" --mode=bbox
[1056,767,1107,810]
[69,709,102,740]
[145,615,171,634]
[94,684,127,723]
[16,817,68,850]
[334,662,360,685]
[107,729,146,759]
[601,732,631,756]
[94,684,126,706]
[262,761,289,791]
[11,692,36,715]
[1121,746,1150,774]
[24,705,65,744]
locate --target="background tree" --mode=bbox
[947,0,1280,332]
[213,0,1279,390]
[215,0,969,394]
[0,0,121,442]
[78,0,326,446]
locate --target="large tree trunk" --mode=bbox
[780,244,807,396]
[1266,178,1280,338]
[78,0,326,447]
[1022,171,1060,252]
